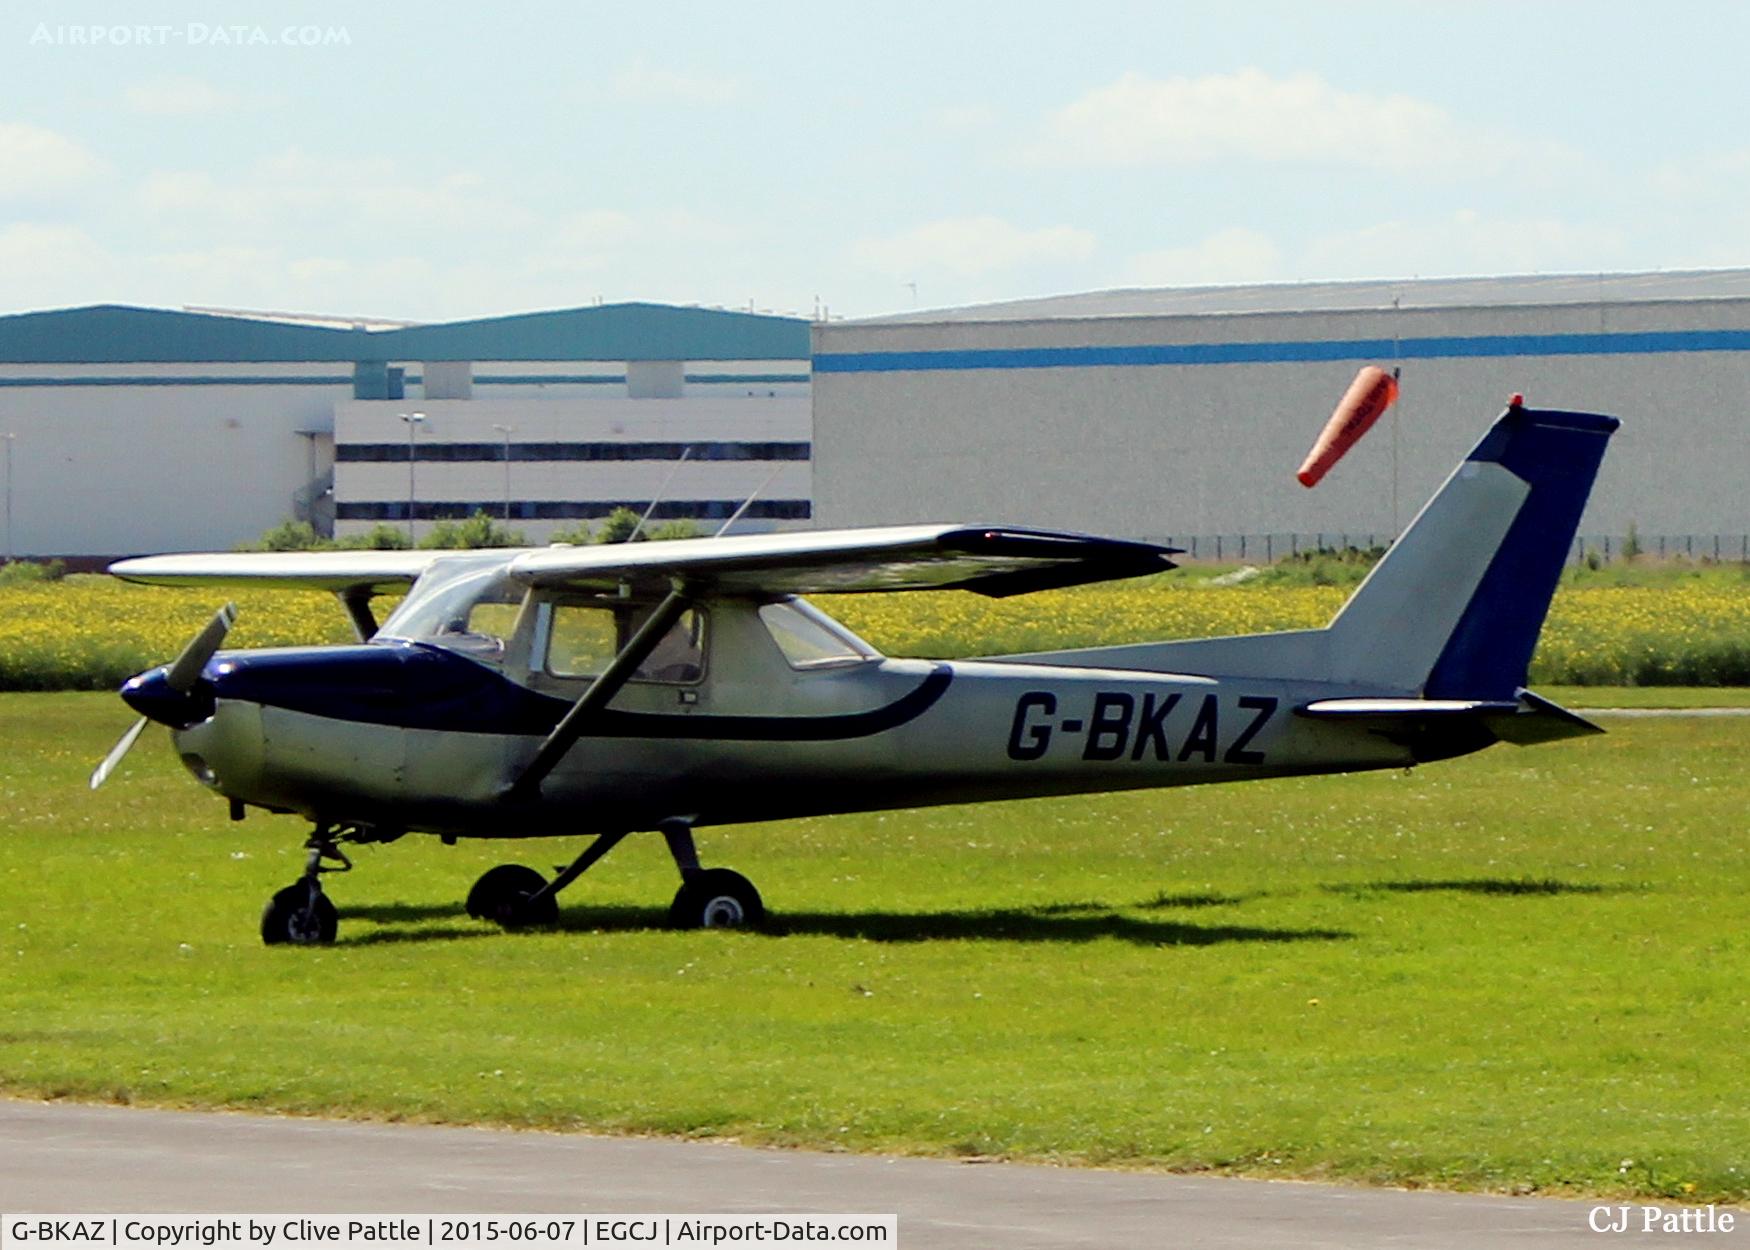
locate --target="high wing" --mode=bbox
[109,549,455,595]
[505,525,1179,598]
[107,526,1178,600]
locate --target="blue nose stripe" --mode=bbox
[120,666,216,728]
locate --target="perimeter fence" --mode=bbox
[1146,533,1750,565]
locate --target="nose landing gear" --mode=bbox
[260,828,352,946]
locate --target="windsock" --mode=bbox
[1296,365,1399,487]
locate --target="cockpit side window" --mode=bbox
[545,602,705,684]
[759,598,880,670]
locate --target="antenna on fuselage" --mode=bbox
[714,464,785,538]
[626,446,694,542]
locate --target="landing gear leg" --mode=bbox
[260,827,350,946]
[662,818,764,930]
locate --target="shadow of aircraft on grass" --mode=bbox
[334,899,1350,948]
[1322,877,1623,898]
[340,902,469,924]
[332,878,1619,947]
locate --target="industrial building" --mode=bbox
[0,302,810,558]
[812,271,1750,555]
[6,269,1749,563]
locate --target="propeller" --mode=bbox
[90,602,237,790]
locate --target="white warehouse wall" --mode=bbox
[334,393,812,543]
[812,297,1750,544]
[0,362,345,557]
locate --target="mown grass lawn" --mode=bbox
[2,694,1745,1201]
[1544,686,1750,708]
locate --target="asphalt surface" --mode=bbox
[4,1100,1744,1248]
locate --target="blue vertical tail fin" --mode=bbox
[1324,403,1620,699]
[1417,405,1619,697]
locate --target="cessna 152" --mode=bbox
[94,399,1618,945]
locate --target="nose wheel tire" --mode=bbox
[261,883,337,945]
[466,863,558,929]
[669,868,764,930]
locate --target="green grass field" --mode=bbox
[1545,686,1750,708]
[2,693,1745,1201]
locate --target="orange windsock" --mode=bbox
[1296,365,1399,488]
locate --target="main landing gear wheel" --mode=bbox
[261,883,337,946]
[466,863,558,929]
[669,868,764,930]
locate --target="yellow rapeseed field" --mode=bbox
[834,579,1750,685]
[1,571,1745,688]
[0,577,356,690]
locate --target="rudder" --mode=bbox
[1325,403,1620,698]
[1420,406,1619,697]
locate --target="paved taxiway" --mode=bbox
[5,1101,1743,1248]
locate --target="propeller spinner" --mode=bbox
[90,602,237,790]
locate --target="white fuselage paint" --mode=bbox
[172,646,1410,839]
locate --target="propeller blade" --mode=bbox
[89,716,148,790]
[165,602,238,693]
[93,602,237,789]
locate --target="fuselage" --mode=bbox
[146,602,1416,839]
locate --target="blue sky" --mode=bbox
[5,1,1750,321]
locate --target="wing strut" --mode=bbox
[336,587,379,642]
[502,586,693,802]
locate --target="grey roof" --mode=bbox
[855,269,1750,325]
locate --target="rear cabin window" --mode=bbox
[545,603,705,684]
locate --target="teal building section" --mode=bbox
[379,303,808,363]
[0,305,366,364]
[0,303,812,398]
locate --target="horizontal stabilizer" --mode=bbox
[1299,697,1522,719]
[1489,689,1606,745]
[1298,690,1603,751]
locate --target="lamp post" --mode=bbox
[399,411,426,540]
[2,433,13,563]
[491,423,514,522]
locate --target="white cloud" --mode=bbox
[0,223,111,299]
[929,103,1000,132]
[135,152,536,237]
[851,215,1096,279]
[0,122,105,198]
[123,76,242,116]
[1300,210,1627,279]
[1649,149,1750,196]
[0,203,787,321]
[1030,69,1564,177]
[1127,227,1284,286]
[611,59,747,105]
[545,208,741,275]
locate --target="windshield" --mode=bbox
[377,557,526,661]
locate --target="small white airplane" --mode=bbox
[94,398,1618,945]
